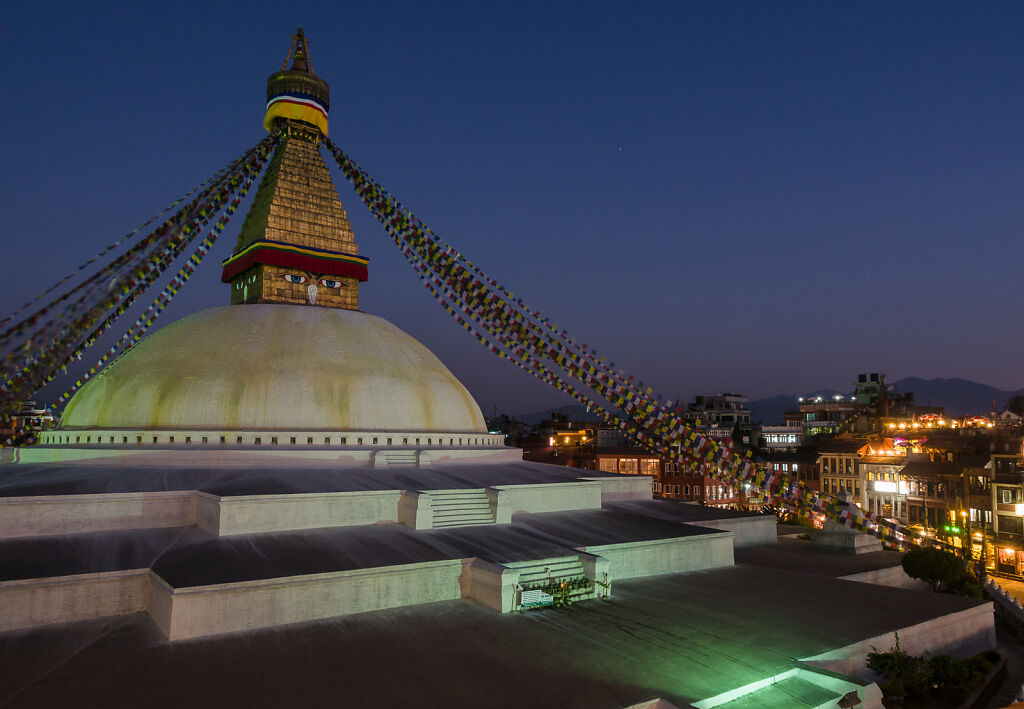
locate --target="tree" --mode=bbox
[901,547,974,595]
[1007,394,1024,416]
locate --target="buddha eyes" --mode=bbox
[279,274,346,288]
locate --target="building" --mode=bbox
[789,397,863,437]
[523,430,743,508]
[762,450,819,491]
[685,393,751,427]
[758,424,804,452]
[860,437,910,523]
[990,437,1024,575]
[816,437,865,502]
[1,400,55,447]
[684,393,756,445]
[899,431,993,556]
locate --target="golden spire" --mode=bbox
[222,29,368,310]
[263,26,330,136]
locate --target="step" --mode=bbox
[433,519,495,529]
[426,488,496,529]
[428,489,489,500]
[431,503,492,514]
[432,510,491,520]
[432,512,495,522]
[378,451,417,466]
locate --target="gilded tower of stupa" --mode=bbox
[221,27,369,310]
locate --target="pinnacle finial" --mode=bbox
[265,27,330,136]
[278,26,316,75]
[290,26,314,74]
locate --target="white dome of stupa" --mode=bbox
[60,305,486,433]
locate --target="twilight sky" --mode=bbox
[1,2,1022,415]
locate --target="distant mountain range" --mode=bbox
[749,377,1024,425]
[510,378,1024,427]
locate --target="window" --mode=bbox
[640,459,660,476]
[619,458,638,474]
[271,437,277,445]
[999,515,1024,535]
[599,458,618,473]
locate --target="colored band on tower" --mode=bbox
[221,240,368,282]
[264,93,329,136]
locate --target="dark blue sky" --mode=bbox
[2,2,1022,415]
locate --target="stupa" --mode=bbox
[0,29,996,709]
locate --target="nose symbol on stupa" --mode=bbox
[307,284,318,305]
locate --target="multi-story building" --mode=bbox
[758,425,804,452]
[761,450,819,490]
[787,397,864,438]
[899,431,992,556]
[523,423,745,508]
[684,394,751,427]
[990,437,1024,575]
[860,438,910,522]
[817,438,865,502]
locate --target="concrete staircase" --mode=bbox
[374,450,418,466]
[429,489,495,528]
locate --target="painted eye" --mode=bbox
[247,274,257,284]
[235,282,243,290]
[281,274,307,284]
[318,278,344,288]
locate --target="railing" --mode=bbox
[985,576,1024,640]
